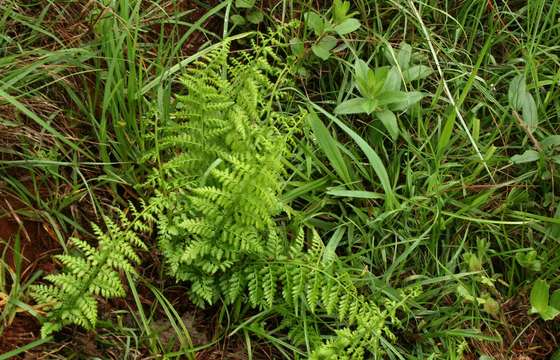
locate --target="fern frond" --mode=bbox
[31,207,152,337]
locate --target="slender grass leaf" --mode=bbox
[0,89,80,153]
[282,177,330,202]
[322,227,345,265]
[326,188,384,199]
[309,105,396,209]
[307,112,352,184]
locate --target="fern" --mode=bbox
[33,39,415,357]
[143,42,413,358]
[241,228,415,359]
[31,203,152,337]
[146,41,301,306]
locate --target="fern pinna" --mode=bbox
[31,205,152,337]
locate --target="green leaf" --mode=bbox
[354,59,374,97]
[354,58,369,79]
[515,250,541,272]
[482,296,500,316]
[304,12,325,36]
[541,135,560,149]
[383,67,401,92]
[377,91,409,106]
[530,279,550,315]
[457,284,475,302]
[307,112,352,184]
[246,10,264,24]
[332,0,350,24]
[311,35,337,60]
[540,306,560,321]
[521,92,538,132]
[326,188,384,199]
[290,37,304,56]
[333,18,361,35]
[375,109,399,140]
[378,91,425,110]
[551,290,560,309]
[322,227,345,265]
[334,97,376,115]
[235,0,255,8]
[551,349,560,360]
[309,105,397,209]
[397,42,412,69]
[479,356,494,360]
[230,14,246,26]
[403,65,433,82]
[511,149,539,164]
[508,74,526,110]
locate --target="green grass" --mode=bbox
[0,0,559,358]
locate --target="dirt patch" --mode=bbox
[0,193,60,279]
[0,313,40,355]
[0,191,61,355]
[467,295,560,360]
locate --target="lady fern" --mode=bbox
[31,204,152,337]
[143,43,413,358]
[241,227,415,359]
[33,40,414,358]
[146,42,300,307]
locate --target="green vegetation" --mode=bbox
[1,0,559,359]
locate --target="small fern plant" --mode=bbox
[144,41,302,306]
[31,204,152,337]
[241,227,416,359]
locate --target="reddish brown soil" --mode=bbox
[0,314,40,355]
[0,195,59,278]
[0,193,61,355]
[467,296,560,360]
